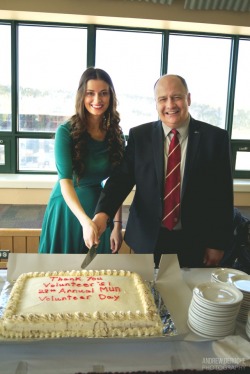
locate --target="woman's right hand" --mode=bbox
[82,217,100,249]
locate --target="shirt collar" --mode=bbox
[162,114,190,139]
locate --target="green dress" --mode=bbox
[38,122,113,254]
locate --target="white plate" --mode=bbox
[188,313,236,332]
[187,319,235,339]
[231,275,250,292]
[188,307,237,325]
[240,302,250,308]
[211,268,247,283]
[190,298,240,317]
[189,306,238,324]
[193,282,243,305]
[192,293,241,311]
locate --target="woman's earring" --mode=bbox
[106,113,110,129]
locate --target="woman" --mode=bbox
[39,67,124,254]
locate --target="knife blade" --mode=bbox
[81,245,98,269]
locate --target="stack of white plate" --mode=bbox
[230,274,250,323]
[211,268,247,284]
[246,311,250,339]
[188,281,243,339]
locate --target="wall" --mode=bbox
[0,178,249,206]
[0,228,131,268]
[0,0,250,35]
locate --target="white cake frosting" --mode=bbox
[0,269,163,339]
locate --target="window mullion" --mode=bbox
[87,25,96,67]
[11,21,18,172]
[161,30,169,76]
[225,36,239,138]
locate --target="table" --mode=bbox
[0,268,249,374]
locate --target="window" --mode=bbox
[17,24,87,172]
[0,22,249,178]
[231,142,250,178]
[168,34,231,129]
[232,39,250,140]
[96,29,162,135]
[0,143,5,165]
[18,138,56,172]
[0,24,11,132]
[235,149,250,171]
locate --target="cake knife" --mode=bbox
[81,244,98,269]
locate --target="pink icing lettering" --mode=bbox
[50,276,82,282]
[98,294,120,301]
[86,276,103,281]
[99,286,121,292]
[79,295,91,300]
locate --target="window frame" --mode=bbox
[0,21,249,178]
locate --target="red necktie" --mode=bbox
[162,129,181,230]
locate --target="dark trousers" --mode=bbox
[154,227,205,268]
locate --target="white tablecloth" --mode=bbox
[0,268,249,374]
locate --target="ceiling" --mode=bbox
[129,0,250,12]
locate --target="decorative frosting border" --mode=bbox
[0,269,162,339]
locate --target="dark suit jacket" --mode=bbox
[96,117,234,254]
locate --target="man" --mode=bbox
[91,74,234,267]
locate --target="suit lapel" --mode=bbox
[181,118,201,198]
[152,121,165,192]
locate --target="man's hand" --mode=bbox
[93,213,110,237]
[110,224,123,253]
[203,248,224,267]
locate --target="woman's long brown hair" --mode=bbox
[70,67,124,180]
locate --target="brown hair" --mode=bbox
[70,67,124,179]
